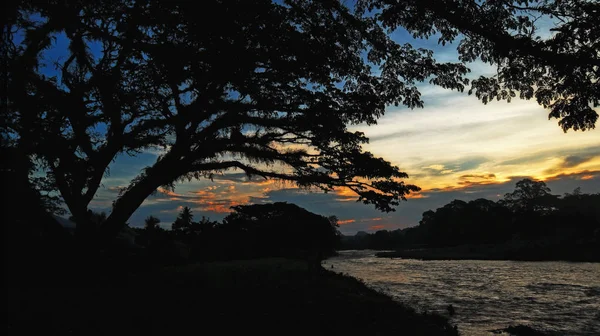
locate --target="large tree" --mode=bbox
[360,0,600,131]
[223,202,341,262]
[4,0,471,244]
[501,178,555,212]
[144,215,160,231]
[171,206,193,233]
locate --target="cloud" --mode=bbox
[419,157,490,177]
[543,153,600,175]
[542,170,600,193]
[82,30,600,233]
[156,187,183,198]
[91,166,600,232]
[106,186,126,194]
[457,173,497,186]
[211,172,269,184]
[499,145,600,167]
[561,155,595,168]
[459,173,496,180]
[424,164,445,171]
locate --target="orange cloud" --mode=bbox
[199,200,240,213]
[186,185,258,213]
[334,187,356,201]
[192,189,212,197]
[581,175,594,180]
[159,205,185,214]
[157,187,182,198]
[405,192,427,199]
[360,217,383,222]
[338,219,356,225]
[369,224,385,230]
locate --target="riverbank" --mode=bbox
[6,258,458,335]
[375,242,600,262]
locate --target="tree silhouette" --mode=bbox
[354,181,599,261]
[361,0,600,131]
[4,0,474,245]
[172,207,193,233]
[222,202,341,261]
[501,178,555,212]
[144,216,160,231]
[190,216,217,235]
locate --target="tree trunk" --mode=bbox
[99,155,180,246]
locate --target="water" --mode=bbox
[325,250,600,335]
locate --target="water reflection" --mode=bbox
[326,251,600,336]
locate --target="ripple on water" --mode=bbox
[328,251,600,336]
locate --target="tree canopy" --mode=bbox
[144,215,160,231]
[4,0,474,243]
[342,180,599,261]
[5,1,596,246]
[171,206,194,232]
[360,0,600,131]
[222,202,341,260]
[500,178,555,212]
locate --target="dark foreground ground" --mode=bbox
[5,258,458,336]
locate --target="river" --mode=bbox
[325,250,600,335]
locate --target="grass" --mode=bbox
[6,258,458,335]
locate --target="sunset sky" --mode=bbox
[92,89,600,233]
[38,15,600,234]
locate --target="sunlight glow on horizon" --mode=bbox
[353,90,600,192]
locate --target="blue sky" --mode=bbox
[33,7,600,233]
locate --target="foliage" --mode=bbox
[0,136,65,217]
[222,202,341,260]
[171,206,193,232]
[360,0,600,131]
[134,202,341,263]
[144,215,160,230]
[500,178,556,212]
[3,0,476,243]
[342,179,600,259]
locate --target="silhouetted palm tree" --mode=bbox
[144,216,161,230]
[172,207,193,232]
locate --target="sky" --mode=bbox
[32,8,600,234]
[92,90,600,233]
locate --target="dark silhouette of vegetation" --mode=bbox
[2,128,75,279]
[342,179,600,261]
[143,215,160,230]
[3,1,596,334]
[131,202,341,266]
[7,259,459,336]
[3,0,594,251]
[4,0,483,247]
[221,203,341,264]
[5,200,459,335]
[361,0,600,131]
[171,206,194,233]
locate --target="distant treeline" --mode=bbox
[341,179,600,261]
[131,202,341,264]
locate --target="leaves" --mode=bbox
[364,0,600,132]
[7,0,470,236]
